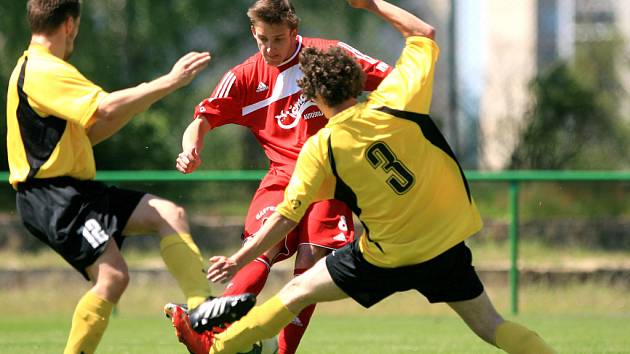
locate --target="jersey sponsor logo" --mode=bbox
[79,218,109,249]
[275,94,324,129]
[256,82,268,93]
[255,205,276,221]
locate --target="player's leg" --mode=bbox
[422,243,556,354]
[16,180,140,354]
[277,200,355,354]
[223,185,289,297]
[277,244,328,354]
[165,184,287,353]
[448,292,556,353]
[209,257,348,354]
[165,293,257,354]
[222,244,281,296]
[123,193,211,309]
[64,240,128,354]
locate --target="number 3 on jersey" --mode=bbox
[365,141,415,195]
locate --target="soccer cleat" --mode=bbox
[189,293,257,333]
[163,302,188,318]
[167,304,214,354]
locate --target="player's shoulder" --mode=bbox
[26,50,87,87]
[228,52,268,82]
[301,37,339,50]
[28,50,78,76]
[296,127,331,165]
[308,126,332,149]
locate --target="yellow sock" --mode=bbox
[210,295,297,354]
[495,321,557,354]
[160,233,212,308]
[63,291,114,354]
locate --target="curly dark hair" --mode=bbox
[298,47,365,107]
[27,0,81,34]
[247,0,300,30]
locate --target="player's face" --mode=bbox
[251,22,298,67]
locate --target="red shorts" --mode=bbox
[243,179,354,263]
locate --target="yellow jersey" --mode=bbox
[277,36,482,268]
[6,43,108,188]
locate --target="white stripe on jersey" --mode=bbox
[277,35,303,67]
[214,71,236,99]
[337,41,379,65]
[242,64,304,116]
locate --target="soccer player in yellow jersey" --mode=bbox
[6,1,253,353]
[169,0,557,353]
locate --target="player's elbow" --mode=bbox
[93,104,115,122]
[409,24,435,40]
[422,25,436,40]
[403,22,435,40]
[93,97,142,123]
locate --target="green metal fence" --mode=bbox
[3,170,630,314]
[465,170,630,314]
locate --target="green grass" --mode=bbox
[1,277,629,353]
[1,245,628,353]
[1,312,628,353]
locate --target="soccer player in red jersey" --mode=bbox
[173,0,391,353]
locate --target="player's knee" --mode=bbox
[279,276,315,310]
[97,267,130,300]
[157,200,187,223]
[294,245,328,269]
[471,314,504,345]
[143,198,189,232]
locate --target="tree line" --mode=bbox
[1,0,628,176]
[0,0,390,173]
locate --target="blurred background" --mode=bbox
[2,0,629,172]
[0,0,628,337]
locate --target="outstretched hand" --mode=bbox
[168,51,211,89]
[207,256,240,283]
[176,148,201,174]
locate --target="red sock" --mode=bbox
[278,268,317,354]
[222,256,271,296]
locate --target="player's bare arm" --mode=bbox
[207,211,297,283]
[176,117,211,174]
[87,51,211,145]
[347,0,435,39]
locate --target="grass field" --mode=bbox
[1,274,629,354]
[1,244,628,353]
[1,309,629,353]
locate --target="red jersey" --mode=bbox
[194,36,391,184]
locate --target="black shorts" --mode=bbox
[325,239,484,308]
[16,177,145,280]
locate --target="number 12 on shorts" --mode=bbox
[80,218,110,248]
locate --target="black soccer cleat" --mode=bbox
[188,293,256,333]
